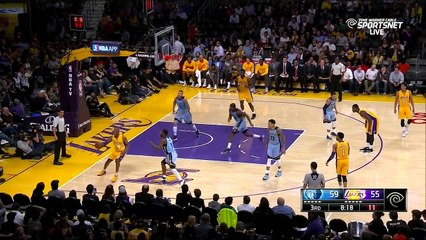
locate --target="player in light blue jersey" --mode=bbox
[323,92,338,140]
[149,129,184,185]
[172,90,200,141]
[221,103,263,154]
[263,119,286,180]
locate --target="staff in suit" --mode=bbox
[315,59,331,93]
[303,59,316,93]
[276,56,292,93]
[288,59,304,92]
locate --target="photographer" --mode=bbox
[87,92,114,117]
[16,134,45,160]
[30,124,54,153]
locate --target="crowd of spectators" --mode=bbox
[0,180,425,240]
[162,0,424,95]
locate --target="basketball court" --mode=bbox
[0,86,424,222]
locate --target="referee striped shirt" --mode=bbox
[303,171,325,189]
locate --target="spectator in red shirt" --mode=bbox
[397,60,410,75]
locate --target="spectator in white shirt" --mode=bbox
[47,180,66,200]
[4,204,24,226]
[364,64,379,95]
[324,20,335,32]
[342,65,354,93]
[353,65,365,95]
[287,16,300,31]
[236,196,255,213]
[389,66,404,94]
[229,12,239,24]
[336,33,349,49]
[214,41,225,59]
[173,36,185,55]
[260,24,272,44]
[287,48,297,66]
[234,5,243,15]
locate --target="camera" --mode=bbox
[28,124,44,140]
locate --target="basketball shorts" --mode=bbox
[238,90,253,103]
[162,153,177,168]
[365,118,379,134]
[398,106,412,119]
[324,112,336,122]
[233,121,248,133]
[110,150,125,161]
[175,111,193,124]
[336,159,349,176]
[267,144,282,159]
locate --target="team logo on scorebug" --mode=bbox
[344,189,366,200]
[122,168,199,185]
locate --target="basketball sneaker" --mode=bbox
[402,130,407,138]
[326,135,332,140]
[221,148,231,154]
[359,147,369,151]
[259,135,265,142]
[111,175,117,183]
[162,176,167,183]
[404,125,409,135]
[363,148,373,153]
[275,171,282,178]
[179,179,185,186]
[173,135,178,141]
[195,130,200,137]
[262,173,270,181]
[97,170,106,176]
[251,113,256,119]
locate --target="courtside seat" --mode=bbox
[13,193,31,210]
[183,205,202,222]
[292,215,309,238]
[202,207,218,227]
[0,193,13,209]
[272,214,293,240]
[167,204,184,223]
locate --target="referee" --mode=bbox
[303,161,325,189]
[330,57,345,102]
[303,161,326,220]
[53,110,71,165]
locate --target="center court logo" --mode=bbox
[122,168,199,185]
[346,18,403,35]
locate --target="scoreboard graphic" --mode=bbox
[301,189,407,212]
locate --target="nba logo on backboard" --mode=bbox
[344,190,366,200]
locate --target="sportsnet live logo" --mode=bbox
[346,18,403,35]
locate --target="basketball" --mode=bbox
[94,142,104,149]
[245,71,254,78]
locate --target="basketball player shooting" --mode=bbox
[221,103,263,154]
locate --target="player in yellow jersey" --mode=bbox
[97,127,129,182]
[394,83,415,137]
[182,56,196,86]
[242,58,255,92]
[326,132,350,188]
[236,71,256,119]
[352,104,379,153]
